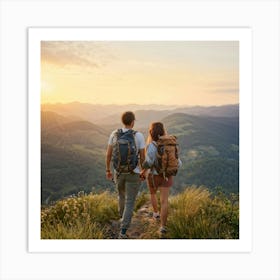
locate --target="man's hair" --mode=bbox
[121,111,135,126]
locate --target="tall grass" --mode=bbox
[134,191,150,211]
[41,191,119,239]
[167,186,239,239]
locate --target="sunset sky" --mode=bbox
[41,41,239,106]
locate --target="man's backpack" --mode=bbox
[112,129,138,174]
[155,135,179,179]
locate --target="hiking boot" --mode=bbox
[158,226,167,238]
[118,232,129,239]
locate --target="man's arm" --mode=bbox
[106,144,113,180]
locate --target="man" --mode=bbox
[106,111,145,239]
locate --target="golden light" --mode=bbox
[41,80,52,94]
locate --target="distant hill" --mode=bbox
[162,113,239,193]
[100,109,173,128]
[41,102,180,124]
[42,102,116,124]
[163,113,239,150]
[99,105,239,129]
[41,111,112,204]
[41,111,80,130]
[42,112,108,148]
[172,104,239,118]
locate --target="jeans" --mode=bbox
[114,172,141,230]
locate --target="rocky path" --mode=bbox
[108,201,160,239]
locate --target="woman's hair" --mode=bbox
[147,122,166,144]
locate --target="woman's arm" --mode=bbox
[142,143,157,169]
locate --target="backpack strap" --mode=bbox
[148,142,162,188]
[114,129,123,176]
[148,142,160,183]
[130,130,139,155]
[114,128,122,141]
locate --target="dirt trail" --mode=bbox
[108,201,160,239]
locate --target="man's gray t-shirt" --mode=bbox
[108,128,145,174]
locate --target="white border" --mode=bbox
[28,27,252,253]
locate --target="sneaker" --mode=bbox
[118,232,129,239]
[153,212,160,221]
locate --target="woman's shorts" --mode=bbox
[147,174,173,194]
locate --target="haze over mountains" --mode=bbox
[41,102,239,204]
[42,102,239,127]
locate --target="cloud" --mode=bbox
[41,41,115,69]
[203,80,239,95]
[210,87,239,94]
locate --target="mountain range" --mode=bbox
[41,103,239,204]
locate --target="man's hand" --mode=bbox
[106,145,113,180]
[140,169,148,181]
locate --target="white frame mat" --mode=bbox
[28,27,252,253]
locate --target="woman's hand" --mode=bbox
[106,170,113,180]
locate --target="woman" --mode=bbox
[140,122,181,237]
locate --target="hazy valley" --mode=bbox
[41,102,239,204]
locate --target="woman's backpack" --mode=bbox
[155,135,179,179]
[112,129,138,174]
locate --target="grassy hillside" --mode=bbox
[163,113,239,149]
[163,113,239,194]
[41,187,239,239]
